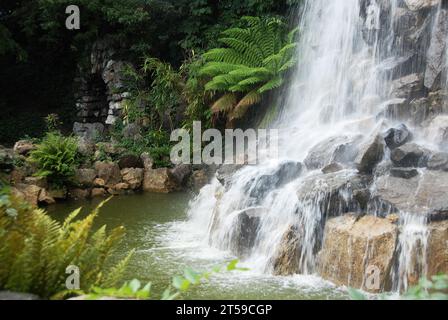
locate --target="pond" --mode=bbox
[47,193,349,300]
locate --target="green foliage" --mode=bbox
[349,275,448,300]
[0,192,132,299]
[29,132,79,186]
[85,259,247,300]
[200,16,299,121]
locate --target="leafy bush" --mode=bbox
[29,132,79,186]
[0,191,132,299]
[200,16,299,121]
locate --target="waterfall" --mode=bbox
[183,0,446,293]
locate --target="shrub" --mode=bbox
[0,190,132,299]
[29,132,79,186]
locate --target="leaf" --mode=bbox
[226,259,239,271]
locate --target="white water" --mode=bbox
[179,0,448,293]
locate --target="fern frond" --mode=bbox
[211,93,237,114]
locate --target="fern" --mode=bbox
[201,16,299,120]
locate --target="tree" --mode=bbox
[200,16,299,121]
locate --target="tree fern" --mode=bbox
[200,16,299,120]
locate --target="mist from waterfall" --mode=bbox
[181,0,446,293]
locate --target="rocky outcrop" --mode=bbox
[370,171,448,221]
[354,134,385,174]
[390,143,432,167]
[318,215,398,293]
[273,226,302,276]
[74,169,96,187]
[118,155,143,169]
[94,161,121,186]
[426,220,448,277]
[230,208,264,257]
[427,152,448,170]
[121,168,143,190]
[143,168,179,193]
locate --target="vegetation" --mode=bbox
[29,132,79,186]
[200,16,299,122]
[0,190,132,299]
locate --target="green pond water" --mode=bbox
[47,193,349,300]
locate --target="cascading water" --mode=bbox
[180,0,447,293]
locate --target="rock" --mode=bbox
[404,0,441,11]
[122,123,141,139]
[77,137,96,157]
[170,164,192,186]
[121,168,143,190]
[13,140,36,156]
[318,215,398,293]
[96,142,125,157]
[383,124,413,150]
[273,226,301,276]
[143,168,179,193]
[93,178,106,187]
[216,164,245,186]
[230,208,264,257]
[189,170,209,191]
[73,122,104,141]
[91,188,107,198]
[425,115,448,151]
[247,161,303,202]
[390,168,419,179]
[15,184,42,206]
[94,162,121,186]
[427,152,448,171]
[69,188,90,200]
[0,291,40,300]
[24,176,48,189]
[140,152,154,171]
[296,170,369,217]
[74,169,96,187]
[0,148,14,171]
[118,155,143,169]
[38,188,56,205]
[426,220,448,278]
[110,183,130,194]
[391,73,423,99]
[390,143,432,167]
[304,135,362,170]
[371,171,448,221]
[322,163,344,174]
[354,134,385,174]
[9,168,26,184]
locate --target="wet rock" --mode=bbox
[91,188,107,198]
[322,163,344,174]
[272,226,302,276]
[74,169,96,187]
[94,161,121,186]
[15,184,42,206]
[427,152,448,171]
[318,215,398,293]
[216,164,245,186]
[73,122,104,141]
[231,208,264,257]
[426,220,448,278]
[121,168,143,190]
[118,155,143,169]
[108,183,130,195]
[390,168,419,179]
[247,162,302,202]
[13,140,36,156]
[371,171,448,221]
[304,135,362,170]
[425,115,448,151]
[383,124,413,150]
[354,134,385,174]
[189,169,209,191]
[170,164,192,186]
[391,73,423,99]
[69,188,90,200]
[390,143,432,167]
[143,168,179,193]
[404,0,441,11]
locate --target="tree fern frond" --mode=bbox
[211,93,237,114]
[257,76,284,94]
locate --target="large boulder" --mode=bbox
[170,164,192,187]
[383,124,413,150]
[13,140,36,156]
[272,226,302,276]
[427,152,448,171]
[354,134,385,174]
[121,168,143,190]
[370,171,448,221]
[140,152,154,171]
[390,143,432,167]
[304,135,362,170]
[118,155,143,169]
[318,215,398,293]
[74,168,96,187]
[189,169,209,191]
[94,162,121,186]
[216,164,245,186]
[426,220,448,278]
[425,115,448,151]
[143,168,179,193]
[73,122,104,141]
[391,73,423,99]
[404,0,441,11]
[77,137,96,157]
[230,208,264,257]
